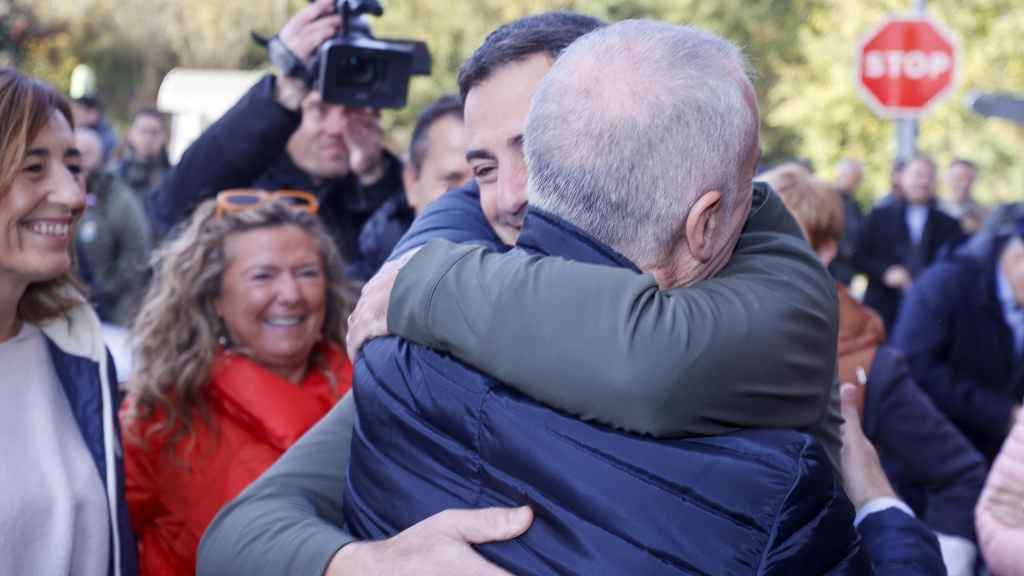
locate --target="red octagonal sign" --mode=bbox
[856,16,959,118]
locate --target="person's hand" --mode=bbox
[273,0,341,110]
[883,265,912,291]
[839,383,897,511]
[278,0,340,66]
[346,247,421,360]
[325,506,533,575]
[343,108,386,184]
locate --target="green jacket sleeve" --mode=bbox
[107,182,152,296]
[389,186,839,444]
[197,393,357,576]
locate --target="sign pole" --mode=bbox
[896,0,927,161]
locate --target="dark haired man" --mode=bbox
[352,94,469,278]
[71,95,118,161]
[116,108,172,208]
[150,0,404,280]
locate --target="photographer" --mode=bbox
[150,0,404,280]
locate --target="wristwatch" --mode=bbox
[268,36,311,85]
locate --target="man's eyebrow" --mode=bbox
[466,149,496,162]
[509,134,524,148]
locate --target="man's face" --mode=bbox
[836,164,862,194]
[71,102,100,129]
[127,114,167,161]
[404,115,470,214]
[947,163,976,204]
[73,130,103,177]
[464,53,553,245]
[901,159,936,205]
[1001,240,1024,307]
[287,91,365,180]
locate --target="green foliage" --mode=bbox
[768,0,1024,204]
[22,0,1024,203]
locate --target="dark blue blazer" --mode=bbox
[890,239,1024,461]
[344,204,871,574]
[859,508,945,575]
[863,346,987,540]
[854,200,962,330]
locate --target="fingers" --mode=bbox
[434,507,534,545]
[292,0,337,27]
[839,383,862,427]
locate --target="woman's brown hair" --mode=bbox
[0,68,86,323]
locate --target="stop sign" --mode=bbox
[856,16,959,118]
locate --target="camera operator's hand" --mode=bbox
[344,107,387,184]
[280,0,340,65]
[274,0,342,111]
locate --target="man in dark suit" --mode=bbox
[855,155,963,330]
[891,228,1024,462]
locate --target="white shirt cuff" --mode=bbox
[854,496,915,528]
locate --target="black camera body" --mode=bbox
[316,0,430,109]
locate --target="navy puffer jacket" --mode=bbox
[344,208,869,575]
[344,337,868,575]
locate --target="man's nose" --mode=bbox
[321,107,349,135]
[497,161,528,216]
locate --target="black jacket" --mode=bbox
[890,239,1024,461]
[150,75,404,280]
[854,200,962,330]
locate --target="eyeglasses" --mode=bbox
[215,189,319,219]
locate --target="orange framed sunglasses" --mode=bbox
[214,189,320,218]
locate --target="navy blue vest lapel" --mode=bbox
[514,207,642,271]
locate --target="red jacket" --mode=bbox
[122,343,351,575]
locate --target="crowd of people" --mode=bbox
[1,1,1023,575]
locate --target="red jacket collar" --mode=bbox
[208,341,351,451]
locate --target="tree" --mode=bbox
[768,0,1023,204]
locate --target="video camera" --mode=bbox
[315,0,430,109]
[256,0,430,109]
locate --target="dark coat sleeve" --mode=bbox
[858,508,946,575]
[388,182,503,258]
[197,394,356,576]
[890,263,1016,448]
[150,75,300,237]
[863,346,987,540]
[853,207,894,283]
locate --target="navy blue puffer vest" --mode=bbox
[344,338,868,575]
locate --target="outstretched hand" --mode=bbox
[346,248,421,361]
[839,382,897,511]
[325,506,534,575]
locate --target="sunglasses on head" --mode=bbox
[215,189,319,219]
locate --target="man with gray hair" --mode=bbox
[339,20,868,574]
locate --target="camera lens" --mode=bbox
[341,55,376,86]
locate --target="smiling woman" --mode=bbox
[121,196,356,574]
[0,69,138,576]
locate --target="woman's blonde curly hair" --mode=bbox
[125,198,357,449]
